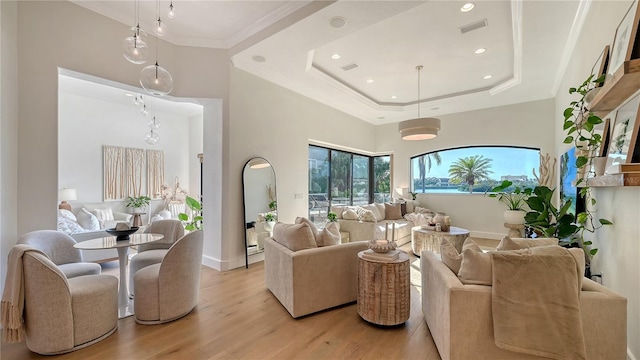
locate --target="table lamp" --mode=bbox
[58,188,77,211]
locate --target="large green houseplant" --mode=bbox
[486,180,532,225]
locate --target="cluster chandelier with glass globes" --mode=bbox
[398,65,441,140]
[122,0,175,97]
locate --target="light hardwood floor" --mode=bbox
[1,242,463,360]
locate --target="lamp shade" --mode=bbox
[394,187,408,199]
[58,188,77,201]
[398,118,440,140]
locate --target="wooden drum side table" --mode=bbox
[411,226,470,256]
[357,251,410,326]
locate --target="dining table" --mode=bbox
[74,233,164,318]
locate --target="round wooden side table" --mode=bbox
[411,226,469,256]
[357,250,410,326]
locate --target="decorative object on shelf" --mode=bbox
[607,0,639,79]
[532,152,557,188]
[122,0,148,64]
[398,65,440,140]
[58,188,77,211]
[106,226,139,241]
[606,92,640,170]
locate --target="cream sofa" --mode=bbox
[264,237,369,318]
[421,250,627,360]
[332,204,415,246]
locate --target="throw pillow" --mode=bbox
[496,236,559,251]
[272,222,317,251]
[57,216,85,235]
[317,221,341,246]
[440,240,462,274]
[414,206,431,214]
[295,217,320,244]
[462,237,483,252]
[458,247,493,286]
[374,203,386,220]
[330,205,345,219]
[91,207,115,225]
[77,208,101,231]
[58,209,77,222]
[360,209,377,222]
[362,204,383,221]
[384,203,402,220]
[343,209,359,220]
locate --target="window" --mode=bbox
[309,145,391,224]
[411,146,540,194]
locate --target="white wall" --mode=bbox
[228,67,376,268]
[376,99,557,238]
[189,114,204,200]
[555,1,639,357]
[59,92,192,216]
[0,1,18,294]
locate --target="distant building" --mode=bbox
[501,175,528,182]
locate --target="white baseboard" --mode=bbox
[629,347,637,360]
[202,254,263,271]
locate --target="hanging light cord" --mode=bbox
[416,65,423,118]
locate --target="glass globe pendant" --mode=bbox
[168,2,176,19]
[148,116,160,129]
[145,129,159,145]
[123,22,148,64]
[140,61,173,96]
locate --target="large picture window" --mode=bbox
[411,146,540,194]
[309,145,391,224]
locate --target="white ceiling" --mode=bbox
[70,0,587,125]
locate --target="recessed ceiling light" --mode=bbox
[390,95,397,99]
[331,53,341,60]
[460,3,475,12]
[329,16,347,29]
[474,48,486,54]
[366,79,374,83]
[252,55,266,63]
[483,75,493,79]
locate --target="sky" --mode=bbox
[411,147,540,181]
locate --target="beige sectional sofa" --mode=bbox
[331,203,416,246]
[421,250,627,360]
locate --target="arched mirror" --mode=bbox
[242,157,277,268]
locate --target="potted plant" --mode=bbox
[268,201,277,211]
[264,213,276,232]
[178,196,202,231]
[327,212,338,222]
[486,180,532,225]
[409,191,417,201]
[125,195,151,213]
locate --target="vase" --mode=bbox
[593,157,607,176]
[264,221,275,233]
[503,210,525,225]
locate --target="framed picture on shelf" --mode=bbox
[607,0,639,78]
[606,93,640,170]
[598,117,612,157]
[591,45,610,86]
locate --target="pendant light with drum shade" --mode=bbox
[140,0,173,96]
[123,0,148,64]
[398,66,441,140]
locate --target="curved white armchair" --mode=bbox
[128,219,185,296]
[18,230,101,278]
[134,230,203,324]
[22,249,118,355]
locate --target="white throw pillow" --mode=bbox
[362,204,383,221]
[57,216,85,235]
[91,208,115,224]
[77,208,101,231]
[342,209,359,220]
[360,209,377,222]
[374,203,386,220]
[58,209,77,222]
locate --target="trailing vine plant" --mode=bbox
[561,74,613,256]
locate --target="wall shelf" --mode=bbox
[585,173,640,187]
[590,59,640,116]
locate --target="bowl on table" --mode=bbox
[105,227,139,241]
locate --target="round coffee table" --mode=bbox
[411,226,470,256]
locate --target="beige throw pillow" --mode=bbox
[360,210,377,222]
[384,203,402,220]
[295,216,320,243]
[318,222,341,246]
[496,236,559,251]
[362,204,383,221]
[374,203,386,220]
[440,240,462,274]
[272,222,317,251]
[457,238,492,285]
[342,209,358,220]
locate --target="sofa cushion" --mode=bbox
[384,203,403,220]
[343,209,358,220]
[317,222,341,246]
[273,222,317,251]
[360,210,377,222]
[362,204,383,221]
[77,208,101,231]
[440,241,462,274]
[457,238,492,285]
[90,207,115,227]
[295,217,319,236]
[374,203,386,220]
[59,209,77,222]
[496,236,559,251]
